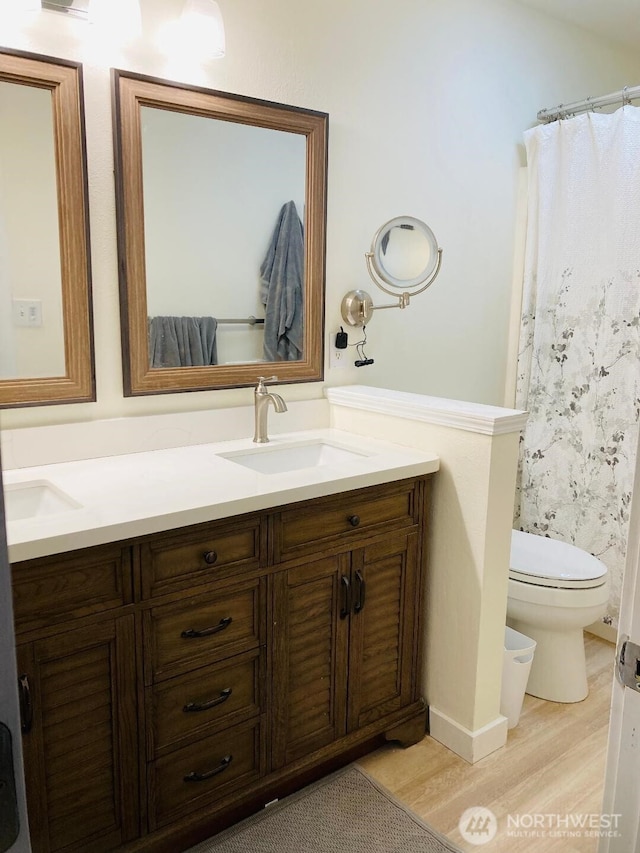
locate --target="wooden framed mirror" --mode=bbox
[0,49,94,408]
[112,70,328,396]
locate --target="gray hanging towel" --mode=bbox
[260,200,304,361]
[148,316,218,367]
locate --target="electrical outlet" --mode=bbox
[329,332,348,369]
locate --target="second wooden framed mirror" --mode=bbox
[112,70,328,396]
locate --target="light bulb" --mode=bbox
[179,0,226,58]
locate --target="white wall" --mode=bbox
[327,386,527,762]
[1,0,639,431]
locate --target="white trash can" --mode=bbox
[500,626,536,729]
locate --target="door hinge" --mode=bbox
[616,636,640,691]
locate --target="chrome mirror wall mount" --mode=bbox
[341,215,443,328]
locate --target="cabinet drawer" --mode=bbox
[146,578,264,682]
[12,544,132,634]
[149,650,262,756]
[151,718,262,828]
[275,480,418,559]
[141,517,263,598]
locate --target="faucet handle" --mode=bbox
[257,375,278,388]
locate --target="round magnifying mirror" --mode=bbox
[369,215,440,293]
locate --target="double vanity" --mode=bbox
[6,428,438,852]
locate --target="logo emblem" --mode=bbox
[458,807,498,845]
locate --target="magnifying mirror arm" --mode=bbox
[340,289,411,327]
[374,292,411,310]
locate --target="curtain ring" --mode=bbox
[622,85,630,107]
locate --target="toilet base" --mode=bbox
[507,619,588,703]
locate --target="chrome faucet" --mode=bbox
[253,376,287,443]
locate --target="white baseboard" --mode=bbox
[428,707,508,764]
[586,621,617,644]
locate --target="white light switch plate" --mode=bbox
[12,299,42,327]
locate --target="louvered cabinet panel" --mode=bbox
[271,555,349,769]
[17,617,139,853]
[347,530,419,731]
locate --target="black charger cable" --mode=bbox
[351,326,374,367]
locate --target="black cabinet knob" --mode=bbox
[348,515,360,528]
[203,550,218,565]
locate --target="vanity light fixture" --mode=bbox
[157,0,225,59]
[181,0,225,57]
[28,0,142,33]
[41,0,89,18]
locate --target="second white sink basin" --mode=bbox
[4,480,81,522]
[219,440,370,475]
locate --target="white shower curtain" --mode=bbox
[515,105,640,627]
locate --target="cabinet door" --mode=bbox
[347,530,420,732]
[17,616,139,853]
[271,555,349,769]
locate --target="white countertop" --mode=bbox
[4,429,439,563]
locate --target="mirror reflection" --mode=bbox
[113,70,327,396]
[371,216,440,291]
[141,107,306,368]
[0,49,94,408]
[0,80,65,379]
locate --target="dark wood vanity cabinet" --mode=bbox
[271,529,421,769]
[12,475,432,853]
[13,545,138,853]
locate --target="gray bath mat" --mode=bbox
[187,764,463,853]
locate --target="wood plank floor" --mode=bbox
[360,634,615,853]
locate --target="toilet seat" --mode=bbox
[510,529,608,590]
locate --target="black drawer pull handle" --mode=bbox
[18,674,32,734]
[184,754,232,782]
[183,688,232,713]
[181,616,232,639]
[203,550,218,565]
[340,575,351,619]
[354,570,366,613]
[348,514,360,527]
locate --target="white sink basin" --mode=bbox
[219,440,370,475]
[4,480,81,522]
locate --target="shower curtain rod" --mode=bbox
[537,84,640,123]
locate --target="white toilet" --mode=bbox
[506,530,609,703]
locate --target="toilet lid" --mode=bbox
[509,529,608,589]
